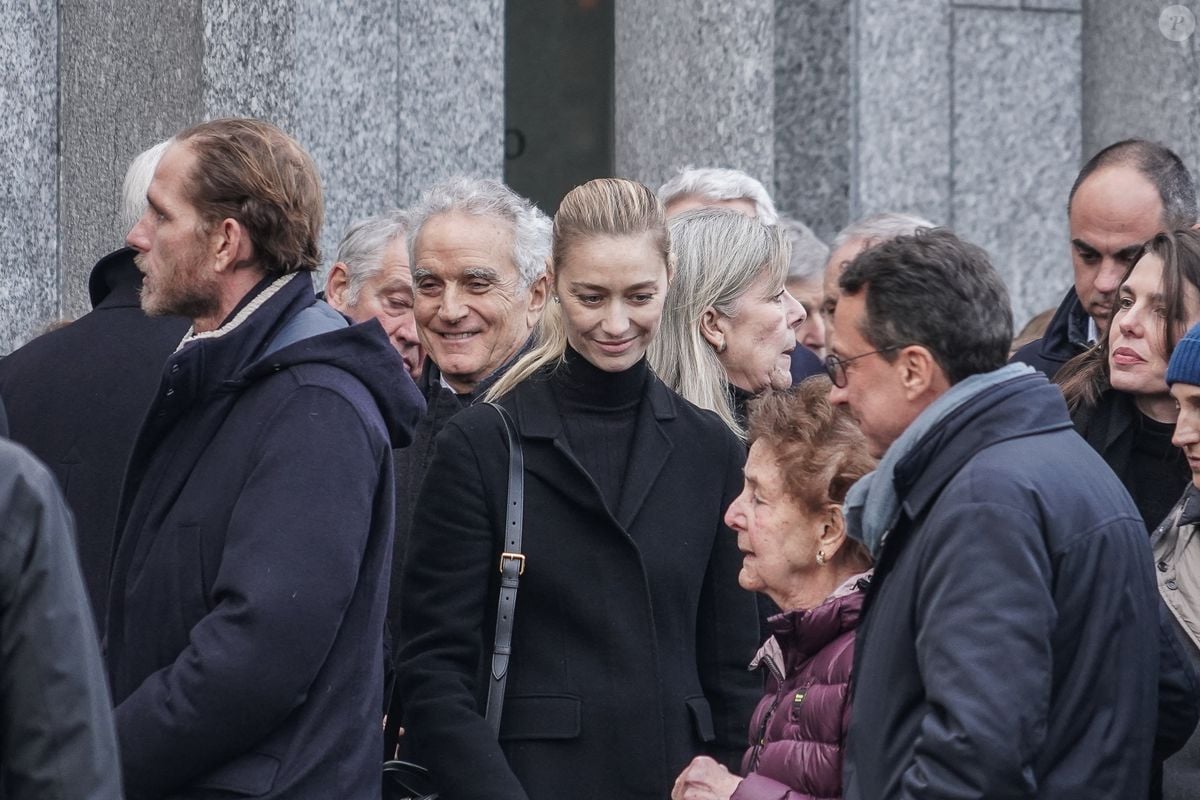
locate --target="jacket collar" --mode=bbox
[751,571,869,675]
[895,373,1075,521]
[1037,286,1093,363]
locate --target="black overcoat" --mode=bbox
[0,248,188,623]
[397,366,761,800]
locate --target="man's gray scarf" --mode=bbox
[844,362,1035,558]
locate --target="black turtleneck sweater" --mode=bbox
[1130,412,1189,531]
[729,383,754,431]
[550,347,647,512]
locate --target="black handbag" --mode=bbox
[383,403,525,800]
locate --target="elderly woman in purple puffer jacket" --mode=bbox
[672,378,875,800]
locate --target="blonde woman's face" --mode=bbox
[556,233,670,373]
[716,271,806,394]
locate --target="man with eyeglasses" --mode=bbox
[829,228,1160,799]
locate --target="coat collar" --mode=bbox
[510,362,678,529]
[895,373,1073,522]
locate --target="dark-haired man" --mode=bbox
[105,118,424,799]
[1014,138,1198,378]
[829,229,1159,799]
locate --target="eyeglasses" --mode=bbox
[823,346,904,388]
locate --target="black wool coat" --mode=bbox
[106,273,424,799]
[397,365,762,800]
[0,248,188,624]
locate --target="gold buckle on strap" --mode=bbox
[499,552,526,575]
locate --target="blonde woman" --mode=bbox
[650,208,805,437]
[396,179,760,800]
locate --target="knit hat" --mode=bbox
[1167,322,1200,386]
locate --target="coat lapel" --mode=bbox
[614,376,675,530]
[511,378,611,523]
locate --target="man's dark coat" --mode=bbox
[397,367,761,800]
[0,248,188,623]
[1011,287,1091,379]
[844,373,1160,799]
[105,273,423,799]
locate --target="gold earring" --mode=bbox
[816,550,826,565]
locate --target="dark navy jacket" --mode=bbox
[1011,287,1091,379]
[105,272,423,799]
[0,248,188,624]
[844,373,1160,800]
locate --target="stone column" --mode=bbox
[773,0,1082,327]
[397,0,506,206]
[852,0,954,227]
[1,0,60,351]
[58,0,204,320]
[774,0,852,242]
[39,0,505,350]
[1082,0,1200,176]
[614,0,776,195]
[949,0,1083,325]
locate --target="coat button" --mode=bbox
[1167,579,1179,590]
[1158,561,1170,572]
[170,363,180,374]
[166,388,175,397]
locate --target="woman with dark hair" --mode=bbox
[396,178,760,800]
[1058,229,1200,531]
[672,379,875,800]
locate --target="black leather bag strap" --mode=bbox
[484,402,524,734]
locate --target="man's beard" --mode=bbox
[136,252,221,322]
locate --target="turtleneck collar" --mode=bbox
[553,346,648,411]
[729,383,755,428]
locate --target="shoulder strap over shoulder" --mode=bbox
[483,402,524,733]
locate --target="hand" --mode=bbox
[671,756,742,800]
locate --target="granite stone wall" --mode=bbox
[774,0,852,243]
[949,0,1082,326]
[773,0,1082,328]
[2,0,1196,353]
[614,0,776,197]
[2,0,59,350]
[2,0,503,355]
[1082,0,1200,175]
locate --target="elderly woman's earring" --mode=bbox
[816,550,826,565]
[716,340,727,354]
[552,294,560,304]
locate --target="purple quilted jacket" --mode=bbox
[732,572,869,800]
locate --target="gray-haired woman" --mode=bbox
[649,208,805,437]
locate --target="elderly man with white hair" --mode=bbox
[0,140,189,623]
[819,211,936,345]
[324,210,424,380]
[658,165,779,223]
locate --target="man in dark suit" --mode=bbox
[1012,139,1198,379]
[0,141,188,625]
[104,118,423,799]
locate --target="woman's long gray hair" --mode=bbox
[648,208,790,437]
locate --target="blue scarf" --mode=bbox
[844,362,1035,558]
